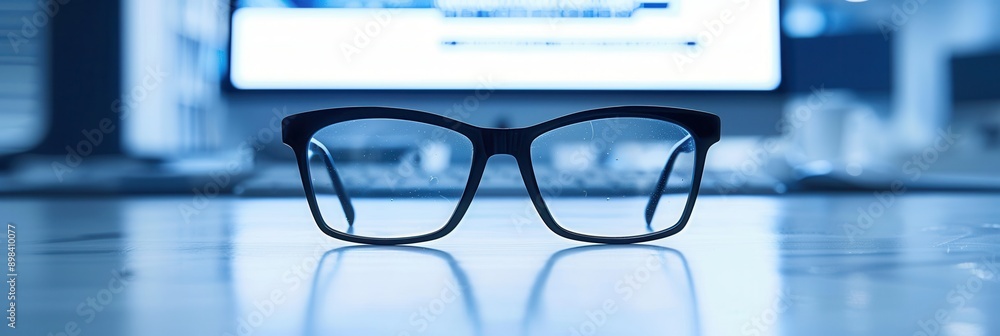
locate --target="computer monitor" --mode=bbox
[229,0,781,90]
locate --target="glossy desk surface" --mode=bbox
[7,194,1000,336]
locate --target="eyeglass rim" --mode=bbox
[283,105,720,245]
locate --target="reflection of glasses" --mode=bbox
[521,245,700,336]
[306,246,482,335]
[282,106,720,245]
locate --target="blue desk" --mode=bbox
[7,194,1000,335]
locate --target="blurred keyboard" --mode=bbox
[235,161,786,197]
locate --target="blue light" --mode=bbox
[783,5,826,38]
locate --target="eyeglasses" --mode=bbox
[282,106,720,245]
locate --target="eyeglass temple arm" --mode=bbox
[644,135,695,226]
[310,139,356,225]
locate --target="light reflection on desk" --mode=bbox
[7,194,1000,335]
[305,246,482,336]
[520,246,699,336]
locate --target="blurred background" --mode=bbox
[5,2,1000,335]
[1,0,999,195]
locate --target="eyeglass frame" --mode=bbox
[282,105,721,245]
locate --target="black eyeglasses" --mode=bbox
[282,106,720,245]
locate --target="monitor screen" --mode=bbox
[229,0,781,90]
